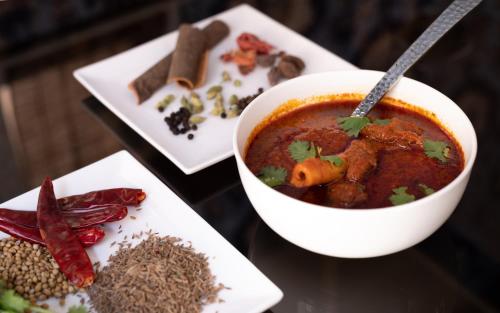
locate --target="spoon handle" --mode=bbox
[351,0,482,117]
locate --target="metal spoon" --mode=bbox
[351,0,482,117]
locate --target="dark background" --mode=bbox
[0,0,499,311]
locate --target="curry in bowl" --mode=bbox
[244,95,464,209]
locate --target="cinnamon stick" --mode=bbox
[128,20,229,103]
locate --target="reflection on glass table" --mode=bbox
[250,221,495,313]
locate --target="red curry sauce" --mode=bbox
[244,99,464,209]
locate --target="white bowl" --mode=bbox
[233,70,477,258]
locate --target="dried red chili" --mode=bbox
[63,205,127,228]
[221,32,274,76]
[75,227,105,247]
[37,178,95,287]
[58,188,146,210]
[237,33,273,54]
[239,64,256,75]
[220,50,256,67]
[0,205,127,229]
[0,221,105,247]
[0,221,47,245]
[0,209,37,229]
[220,52,233,62]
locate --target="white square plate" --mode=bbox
[74,4,356,174]
[0,151,283,313]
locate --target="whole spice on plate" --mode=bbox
[180,93,204,114]
[237,33,273,54]
[221,71,231,82]
[128,56,173,104]
[267,54,305,85]
[238,64,254,75]
[227,105,240,118]
[155,94,175,112]
[58,188,146,209]
[220,32,273,75]
[88,234,225,313]
[37,178,94,288]
[164,107,192,135]
[211,93,225,116]
[0,221,105,247]
[233,79,242,87]
[0,238,78,302]
[221,50,256,67]
[256,53,278,67]
[237,88,264,111]
[267,66,280,86]
[128,20,229,103]
[206,85,223,100]
[180,96,191,111]
[189,115,206,124]
[281,54,305,72]
[0,205,126,230]
[190,92,204,114]
[277,57,301,79]
[167,24,208,89]
[229,94,238,105]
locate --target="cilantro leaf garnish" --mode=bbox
[389,187,415,206]
[320,155,344,167]
[418,183,435,196]
[424,139,449,162]
[337,116,371,137]
[258,166,287,187]
[373,118,391,125]
[288,140,317,163]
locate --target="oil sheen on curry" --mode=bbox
[244,97,464,209]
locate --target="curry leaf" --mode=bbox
[389,187,415,206]
[424,139,449,162]
[337,116,371,137]
[320,155,344,167]
[419,183,435,196]
[288,140,317,163]
[373,118,391,125]
[258,166,287,187]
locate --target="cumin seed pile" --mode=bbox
[88,234,224,313]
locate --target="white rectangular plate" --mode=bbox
[74,4,356,174]
[0,151,283,313]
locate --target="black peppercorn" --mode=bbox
[236,88,265,111]
[188,134,194,140]
[163,107,192,138]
